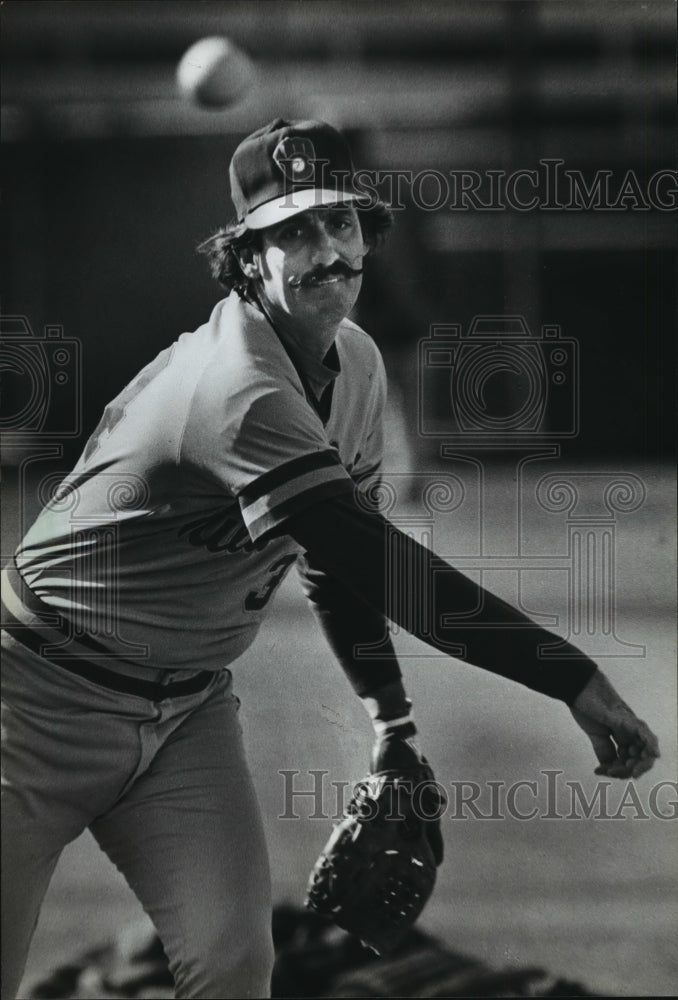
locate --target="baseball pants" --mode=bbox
[1,631,275,1000]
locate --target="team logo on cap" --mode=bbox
[272,136,316,183]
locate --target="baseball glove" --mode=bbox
[305,733,445,955]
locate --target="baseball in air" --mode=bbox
[176,36,254,108]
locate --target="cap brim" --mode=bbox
[244,188,362,230]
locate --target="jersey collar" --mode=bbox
[246,293,342,403]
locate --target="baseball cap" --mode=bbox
[229,118,366,230]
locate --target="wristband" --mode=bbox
[361,681,415,737]
[372,712,416,736]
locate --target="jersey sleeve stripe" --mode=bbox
[240,465,353,523]
[243,464,350,525]
[238,449,343,505]
[244,477,354,541]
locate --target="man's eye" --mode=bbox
[280,226,303,241]
[331,216,354,232]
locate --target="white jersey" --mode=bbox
[11,294,386,672]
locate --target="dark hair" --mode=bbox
[196,201,394,298]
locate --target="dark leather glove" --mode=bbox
[370,721,446,866]
[306,720,446,954]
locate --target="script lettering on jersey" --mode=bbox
[83,350,173,463]
[178,504,267,554]
[244,554,297,612]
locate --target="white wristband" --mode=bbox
[372,712,415,735]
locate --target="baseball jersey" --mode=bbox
[10,294,387,672]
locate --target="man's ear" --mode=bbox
[238,246,260,279]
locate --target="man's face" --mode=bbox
[251,204,367,336]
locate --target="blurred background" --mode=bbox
[2,1,676,997]
[2,0,676,464]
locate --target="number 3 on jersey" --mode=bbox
[244,554,297,612]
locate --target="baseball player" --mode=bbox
[1,119,659,1000]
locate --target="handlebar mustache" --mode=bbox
[288,261,364,289]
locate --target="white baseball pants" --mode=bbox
[1,631,274,1000]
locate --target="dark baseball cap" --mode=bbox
[229,118,365,230]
